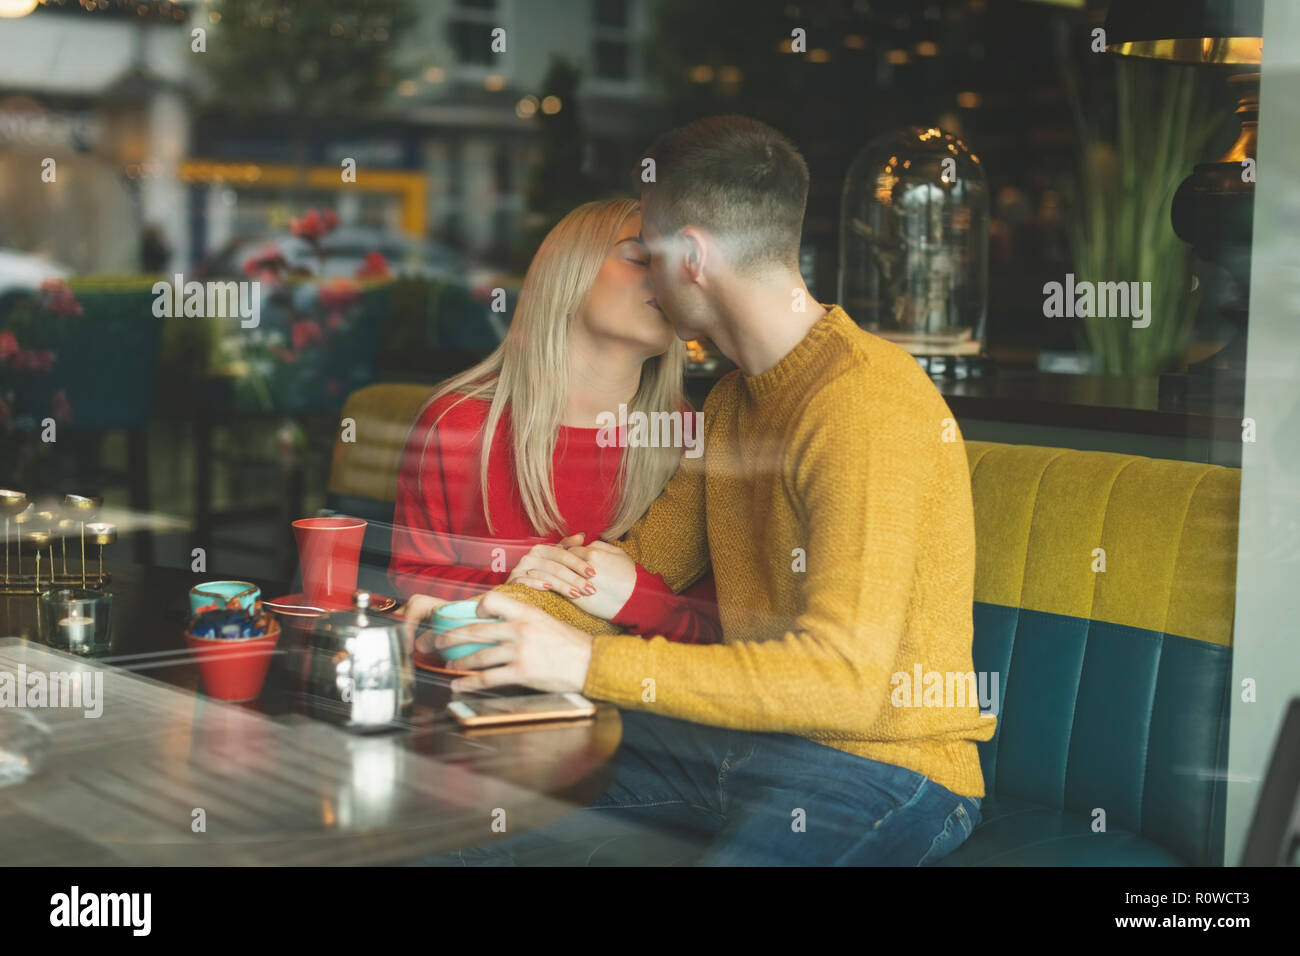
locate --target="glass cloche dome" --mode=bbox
[838,126,990,376]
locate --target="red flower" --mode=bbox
[291,319,324,351]
[51,388,72,424]
[290,208,338,242]
[11,349,55,373]
[40,279,82,317]
[290,209,323,240]
[195,602,219,615]
[318,277,361,309]
[243,242,288,278]
[0,330,17,362]
[356,250,390,279]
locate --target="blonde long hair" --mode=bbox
[418,198,688,540]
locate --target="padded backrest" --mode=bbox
[325,383,436,586]
[965,441,1239,865]
[0,285,164,432]
[327,383,437,506]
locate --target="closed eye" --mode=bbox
[616,237,649,266]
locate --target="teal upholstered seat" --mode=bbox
[939,794,1186,866]
[324,409,1241,865]
[939,443,1238,866]
[323,383,437,594]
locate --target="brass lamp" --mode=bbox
[1106,1,1263,65]
[1104,0,1264,408]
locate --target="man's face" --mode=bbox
[639,201,707,341]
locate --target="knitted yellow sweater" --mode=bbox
[494,305,996,797]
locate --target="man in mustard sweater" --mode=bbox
[406,115,996,865]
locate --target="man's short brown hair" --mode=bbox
[641,115,809,273]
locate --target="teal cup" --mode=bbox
[432,599,501,661]
[190,580,261,615]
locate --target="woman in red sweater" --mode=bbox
[390,199,718,646]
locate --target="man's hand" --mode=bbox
[429,590,594,695]
[402,593,450,655]
[510,537,637,621]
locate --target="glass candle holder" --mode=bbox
[38,588,113,656]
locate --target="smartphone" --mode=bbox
[447,692,596,727]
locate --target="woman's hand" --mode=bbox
[507,531,597,599]
[513,538,638,621]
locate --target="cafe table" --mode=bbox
[0,562,623,865]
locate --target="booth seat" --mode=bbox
[940,442,1238,866]
[327,386,1240,865]
[323,383,437,595]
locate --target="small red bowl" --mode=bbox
[185,618,281,702]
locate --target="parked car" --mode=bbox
[193,228,478,283]
[0,248,71,317]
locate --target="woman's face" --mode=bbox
[574,213,675,356]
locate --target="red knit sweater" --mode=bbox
[389,393,720,644]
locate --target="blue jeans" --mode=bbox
[414,711,981,866]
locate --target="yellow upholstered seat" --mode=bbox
[327,383,437,506]
[964,441,1239,646]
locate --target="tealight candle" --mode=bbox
[57,612,95,648]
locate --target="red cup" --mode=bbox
[292,516,367,603]
[186,618,281,702]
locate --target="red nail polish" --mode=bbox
[542,582,551,590]
[584,585,596,595]
[585,568,595,578]
[569,588,580,597]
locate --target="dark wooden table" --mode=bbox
[0,562,622,864]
